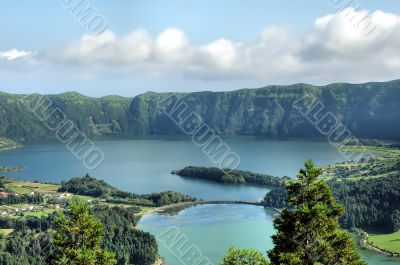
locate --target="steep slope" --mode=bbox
[0,79,399,141]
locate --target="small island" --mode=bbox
[0,138,22,152]
[172,166,288,187]
[0,165,26,172]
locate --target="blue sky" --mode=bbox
[0,1,400,96]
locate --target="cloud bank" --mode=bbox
[1,8,400,88]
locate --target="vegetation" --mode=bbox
[330,175,400,232]
[0,194,43,205]
[265,142,400,237]
[368,231,400,255]
[58,175,120,197]
[53,198,116,265]
[0,199,159,265]
[59,175,196,206]
[268,160,365,265]
[0,138,21,152]
[0,228,13,236]
[144,191,198,207]
[1,80,400,140]
[0,230,54,265]
[264,173,400,233]
[173,166,286,187]
[0,92,131,141]
[0,176,183,264]
[339,143,400,160]
[91,206,159,265]
[219,247,269,265]
[0,176,58,194]
[324,143,400,181]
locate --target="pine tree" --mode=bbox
[53,198,116,265]
[268,160,366,265]
[220,247,269,265]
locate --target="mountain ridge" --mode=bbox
[1,79,400,141]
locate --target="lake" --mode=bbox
[0,136,345,200]
[1,136,397,264]
[138,204,400,265]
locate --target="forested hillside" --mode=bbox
[1,79,400,140]
[0,206,159,265]
[59,175,196,206]
[264,174,400,233]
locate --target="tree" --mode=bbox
[268,160,366,265]
[220,247,269,265]
[53,198,116,265]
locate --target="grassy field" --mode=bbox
[340,145,400,159]
[4,180,59,194]
[368,231,400,254]
[0,228,14,236]
[22,208,55,218]
[324,143,400,181]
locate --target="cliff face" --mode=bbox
[129,80,400,140]
[1,80,400,141]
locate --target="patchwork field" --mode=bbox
[4,180,59,194]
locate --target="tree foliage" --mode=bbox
[174,166,286,187]
[90,205,159,265]
[53,198,116,265]
[330,174,400,232]
[59,175,196,207]
[264,172,400,233]
[0,194,43,205]
[220,247,269,265]
[0,204,159,265]
[268,160,366,265]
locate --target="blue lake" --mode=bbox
[1,136,397,264]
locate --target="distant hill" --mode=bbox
[1,79,400,141]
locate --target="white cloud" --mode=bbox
[2,8,400,87]
[200,39,237,69]
[0,49,32,60]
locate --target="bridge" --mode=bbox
[154,200,265,212]
[198,200,264,206]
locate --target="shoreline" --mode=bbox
[137,202,398,259]
[0,145,22,153]
[359,235,400,257]
[353,229,400,257]
[136,200,280,217]
[361,240,396,256]
[0,138,23,153]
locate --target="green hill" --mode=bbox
[1,79,400,140]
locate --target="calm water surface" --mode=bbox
[139,204,400,265]
[0,136,345,200]
[1,136,397,264]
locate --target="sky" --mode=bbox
[0,0,400,97]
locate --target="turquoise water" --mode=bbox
[139,204,276,265]
[0,136,398,264]
[139,204,400,265]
